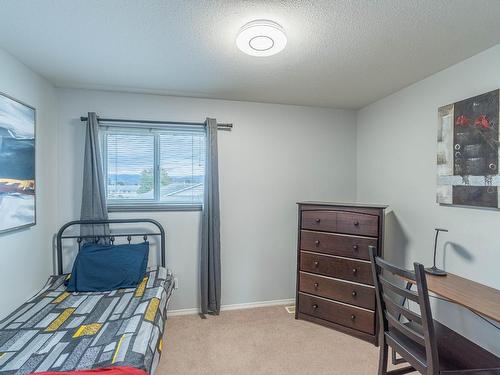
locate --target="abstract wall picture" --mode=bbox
[0,92,35,232]
[437,89,500,208]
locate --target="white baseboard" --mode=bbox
[167,298,295,317]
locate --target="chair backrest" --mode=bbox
[369,246,439,374]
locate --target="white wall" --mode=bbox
[0,49,58,319]
[57,89,357,311]
[356,43,500,354]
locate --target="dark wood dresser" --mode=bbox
[295,202,387,345]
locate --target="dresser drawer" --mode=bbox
[337,212,379,237]
[298,293,375,334]
[299,272,375,310]
[300,230,377,260]
[301,210,337,232]
[300,252,374,285]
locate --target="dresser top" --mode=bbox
[297,201,388,209]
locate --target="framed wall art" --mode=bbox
[0,92,36,233]
[437,89,499,208]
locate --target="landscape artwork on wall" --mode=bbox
[0,92,36,233]
[437,89,500,208]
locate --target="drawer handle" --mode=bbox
[352,268,358,275]
[352,290,357,297]
[315,240,320,246]
[351,314,356,321]
[314,261,319,267]
[352,244,359,251]
[314,282,319,289]
[354,221,360,226]
[312,304,319,311]
[315,218,321,223]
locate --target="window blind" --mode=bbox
[159,130,205,204]
[102,124,206,207]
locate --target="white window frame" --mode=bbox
[100,123,205,212]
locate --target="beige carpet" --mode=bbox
[157,305,397,375]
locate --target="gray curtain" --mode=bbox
[200,118,221,315]
[80,112,109,238]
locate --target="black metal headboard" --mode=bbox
[56,218,166,275]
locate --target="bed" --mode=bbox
[0,219,173,375]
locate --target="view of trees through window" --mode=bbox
[136,168,171,194]
[105,128,205,206]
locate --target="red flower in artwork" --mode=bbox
[455,115,470,126]
[474,115,490,129]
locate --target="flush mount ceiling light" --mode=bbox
[236,19,287,57]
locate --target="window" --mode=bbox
[102,123,206,210]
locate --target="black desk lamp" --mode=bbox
[425,228,448,276]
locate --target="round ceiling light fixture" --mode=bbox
[236,19,287,57]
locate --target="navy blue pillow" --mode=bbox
[66,242,149,292]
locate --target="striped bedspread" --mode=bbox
[0,267,173,375]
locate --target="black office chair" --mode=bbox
[368,246,500,375]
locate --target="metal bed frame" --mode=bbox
[56,218,166,275]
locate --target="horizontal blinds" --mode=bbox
[159,131,205,205]
[103,124,206,205]
[106,133,155,200]
[100,121,205,133]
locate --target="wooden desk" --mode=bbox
[409,272,500,323]
[403,272,500,368]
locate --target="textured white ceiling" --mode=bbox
[0,0,500,109]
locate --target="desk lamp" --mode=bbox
[425,228,448,276]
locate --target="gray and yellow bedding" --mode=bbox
[0,267,173,375]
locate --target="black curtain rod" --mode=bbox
[79,116,233,130]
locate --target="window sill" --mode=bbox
[107,204,202,212]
